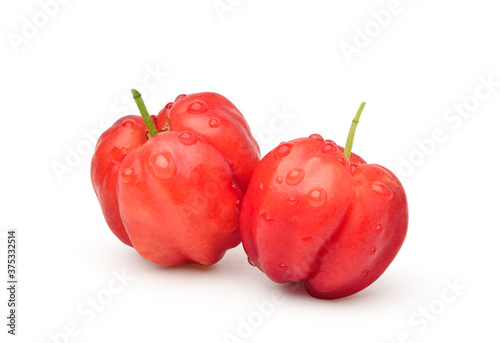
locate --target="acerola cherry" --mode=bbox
[91,90,260,265]
[240,103,408,299]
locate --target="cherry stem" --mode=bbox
[344,102,366,159]
[131,89,158,137]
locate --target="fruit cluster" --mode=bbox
[91,90,408,299]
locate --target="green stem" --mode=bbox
[131,89,158,137]
[344,102,366,159]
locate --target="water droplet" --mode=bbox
[274,143,293,158]
[362,270,370,278]
[121,119,136,129]
[307,187,327,207]
[248,257,256,267]
[276,176,283,184]
[232,160,242,175]
[321,142,338,155]
[286,168,305,186]
[287,197,298,205]
[350,164,361,175]
[260,212,273,223]
[301,236,312,242]
[110,146,128,163]
[187,100,208,114]
[258,183,264,191]
[372,183,393,201]
[165,102,173,110]
[369,247,376,255]
[175,94,186,101]
[375,225,383,235]
[177,131,197,145]
[338,155,349,166]
[149,152,176,179]
[308,133,323,141]
[209,118,220,128]
[120,168,134,183]
[278,263,288,271]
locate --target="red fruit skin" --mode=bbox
[240,135,408,299]
[91,92,259,265]
[117,131,242,265]
[157,93,260,192]
[91,116,147,246]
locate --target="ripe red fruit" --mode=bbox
[91,90,260,265]
[240,103,408,299]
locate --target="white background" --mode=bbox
[1,0,499,342]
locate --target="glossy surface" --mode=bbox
[117,132,242,265]
[91,93,260,265]
[240,135,408,298]
[157,92,260,192]
[91,115,147,246]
